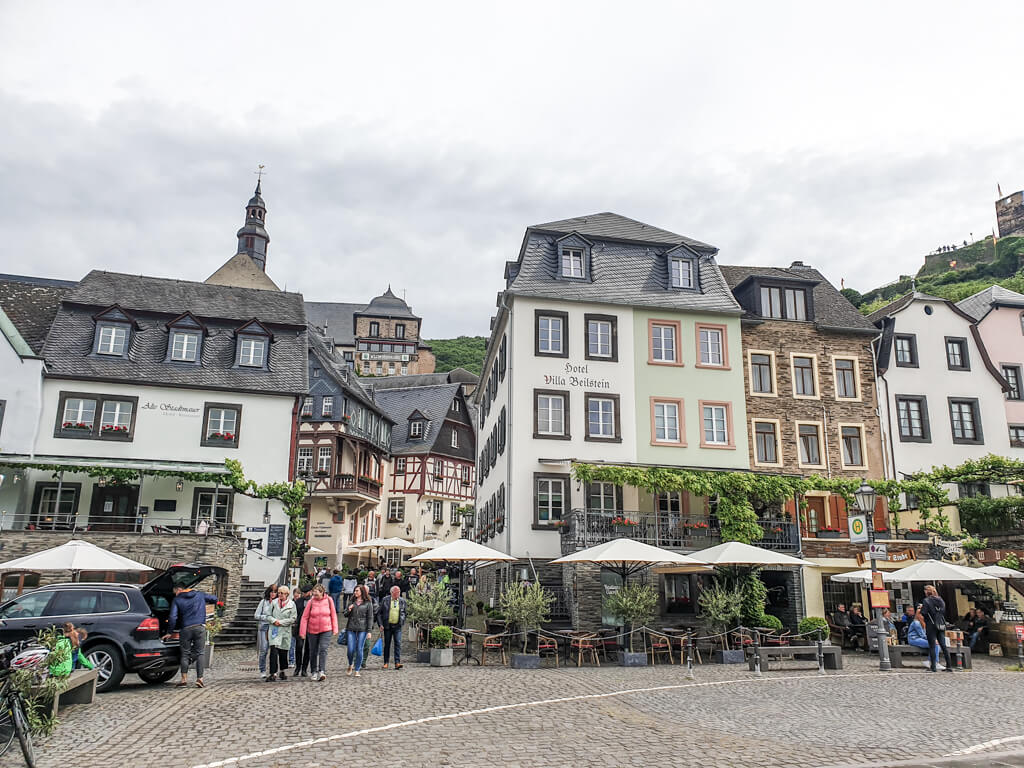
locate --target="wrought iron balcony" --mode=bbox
[558,508,799,556]
[309,473,381,499]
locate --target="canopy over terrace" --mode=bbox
[0,539,153,581]
[887,560,1002,583]
[551,538,708,581]
[412,539,515,623]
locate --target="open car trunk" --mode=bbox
[141,563,227,633]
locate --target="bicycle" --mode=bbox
[0,641,38,767]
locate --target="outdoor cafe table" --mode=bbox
[457,628,482,666]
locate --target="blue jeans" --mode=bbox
[288,637,296,665]
[346,630,368,671]
[330,592,342,613]
[908,635,938,665]
[257,623,270,673]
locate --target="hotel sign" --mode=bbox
[361,353,410,362]
[141,402,201,418]
[543,362,611,390]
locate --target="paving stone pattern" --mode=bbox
[5,643,1023,768]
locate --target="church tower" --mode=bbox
[205,177,280,291]
[236,180,271,271]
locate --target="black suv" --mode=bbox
[0,563,225,692]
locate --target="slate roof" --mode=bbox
[531,212,714,250]
[719,264,877,333]
[360,287,419,320]
[307,328,382,414]
[0,274,74,354]
[373,384,460,456]
[42,271,307,395]
[304,301,365,346]
[366,368,479,391]
[66,270,306,325]
[956,285,1024,322]
[865,291,941,324]
[505,214,740,314]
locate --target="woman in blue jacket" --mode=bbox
[907,610,941,669]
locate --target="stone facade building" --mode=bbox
[996,190,1024,238]
[305,288,436,377]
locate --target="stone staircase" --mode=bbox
[215,577,265,648]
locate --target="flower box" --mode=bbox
[61,422,92,431]
[904,531,929,541]
[816,530,842,539]
[206,432,236,442]
[430,648,453,667]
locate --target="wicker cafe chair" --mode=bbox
[450,631,467,652]
[760,629,791,647]
[570,634,601,667]
[536,631,560,668]
[482,633,510,666]
[647,631,674,665]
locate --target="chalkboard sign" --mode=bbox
[267,524,286,558]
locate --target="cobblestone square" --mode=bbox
[5,643,1023,768]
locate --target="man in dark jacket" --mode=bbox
[328,570,344,613]
[377,585,406,670]
[392,569,410,596]
[921,585,953,672]
[166,586,218,687]
[291,586,311,677]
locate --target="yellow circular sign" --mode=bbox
[851,518,865,535]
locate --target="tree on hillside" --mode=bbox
[426,336,488,376]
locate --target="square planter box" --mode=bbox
[511,653,540,669]
[619,651,647,667]
[816,531,842,539]
[711,649,746,664]
[430,648,453,667]
[614,526,638,537]
[416,649,431,664]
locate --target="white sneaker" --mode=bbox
[921,661,930,668]
[937,664,946,671]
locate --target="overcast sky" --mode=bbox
[2,2,1023,337]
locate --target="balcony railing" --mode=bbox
[318,474,381,499]
[559,508,799,556]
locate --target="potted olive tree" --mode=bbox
[499,581,553,669]
[605,583,657,666]
[429,625,454,667]
[408,582,452,663]
[698,582,745,663]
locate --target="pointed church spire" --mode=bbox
[236,176,270,271]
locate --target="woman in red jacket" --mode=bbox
[299,584,338,681]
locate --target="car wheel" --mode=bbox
[86,643,125,692]
[137,669,176,685]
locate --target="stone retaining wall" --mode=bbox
[0,531,245,617]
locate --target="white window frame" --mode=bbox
[410,420,424,438]
[650,323,678,364]
[561,247,584,278]
[296,447,313,474]
[62,397,97,429]
[395,457,406,475]
[701,403,730,446]
[450,429,459,448]
[537,315,564,355]
[651,398,684,445]
[97,325,127,356]
[301,397,313,417]
[100,400,133,432]
[669,256,694,289]
[697,326,726,367]
[321,396,333,418]
[536,477,565,524]
[587,397,615,439]
[171,331,199,362]
[587,319,613,358]
[317,446,332,473]
[536,393,566,436]
[206,407,238,438]
[239,337,265,367]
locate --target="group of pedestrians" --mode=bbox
[254,566,428,682]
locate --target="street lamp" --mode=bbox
[855,479,891,672]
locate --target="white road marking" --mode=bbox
[189,672,883,768]
[944,734,1024,755]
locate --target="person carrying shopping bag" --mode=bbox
[254,584,278,679]
[265,585,297,682]
[299,584,338,681]
[344,585,374,677]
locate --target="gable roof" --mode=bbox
[530,212,714,250]
[0,306,35,358]
[373,383,461,455]
[366,368,480,391]
[719,263,876,333]
[66,271,306,326]
[42,271,307,395]
[307,328,385,415]
[204,253,280,291]
[0,274,74,354]
[505,215,740,315]
[304,301,364,346]
[956,285,1024,322]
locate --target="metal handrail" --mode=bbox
[6,514,243,537]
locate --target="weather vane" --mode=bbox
[254,164,266,182]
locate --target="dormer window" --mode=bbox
[669,256,695,289]
[561,248,584,278]
[759,284,808,320]
[97,325,128,356]
[410,420,424,439]
[170,331,200,362]
[239,337,265,367]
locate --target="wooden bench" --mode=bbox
[33,669,98,720]
[746,644,843,670]
[889,644,972,669]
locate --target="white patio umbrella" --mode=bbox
[551,537,708,581]
[0,539,153,581]
[830,569,898,584]
[411,539,516,625]
[975,565,1024,579]
[886,559,1002,582]
[687,540,817,567]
